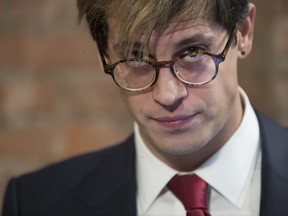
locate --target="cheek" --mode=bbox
[199,67,239,118]
[219,49,239,85]
[120,91,148,122]
[211,51,239,101]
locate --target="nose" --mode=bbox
[152,67,188,109]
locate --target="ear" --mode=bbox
[237,3,256,58]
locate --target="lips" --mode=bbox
[151,113,199,130]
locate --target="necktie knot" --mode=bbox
[167,174,211,216]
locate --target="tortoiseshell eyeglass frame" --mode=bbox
[96,24,238,92]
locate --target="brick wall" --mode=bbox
[0,0,287,209]
[239,0,288,126]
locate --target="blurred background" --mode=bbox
[0,0,287,209]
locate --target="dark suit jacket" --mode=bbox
[2,112,288,216]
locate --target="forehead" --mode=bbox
[153,18,215,36]
[109,17,220,39]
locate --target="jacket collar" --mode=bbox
[78,135,137,215]
[46,135,137,216]
[256,111,288,216]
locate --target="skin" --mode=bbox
[106,4,256,171]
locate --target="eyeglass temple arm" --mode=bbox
[220,25,238,58]
[96,39,110,73]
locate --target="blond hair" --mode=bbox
[77,0,249,56]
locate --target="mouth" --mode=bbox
[151,113,200,130]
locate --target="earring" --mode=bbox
[241,50,246,56]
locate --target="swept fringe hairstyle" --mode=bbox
[77,0,249,56]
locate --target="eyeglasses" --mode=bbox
[97,25,237,92]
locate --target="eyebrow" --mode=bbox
[173,33,216,50]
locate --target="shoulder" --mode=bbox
[255,110,288,177]
[255,110,288,143]
[2,135,135,215]
[18,134,134,188]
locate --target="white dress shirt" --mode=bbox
[135,87,261,216]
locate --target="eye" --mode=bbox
[176,46,205,62]
[185,46,205,54]
[181,53,203,63]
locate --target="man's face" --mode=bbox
[106,17,245,170]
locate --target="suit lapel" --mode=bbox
[77,137,137,215]
[256,112,288,216]
[45,135,137,216]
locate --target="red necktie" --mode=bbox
[167,174,211,216]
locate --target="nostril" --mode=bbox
[162,97,184,112]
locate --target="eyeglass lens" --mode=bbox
[113,53,217,90]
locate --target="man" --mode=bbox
[2,0,288,215]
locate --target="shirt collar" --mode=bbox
[135,123,177,214]
[196,88,260,207]
[135,87,260,213]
